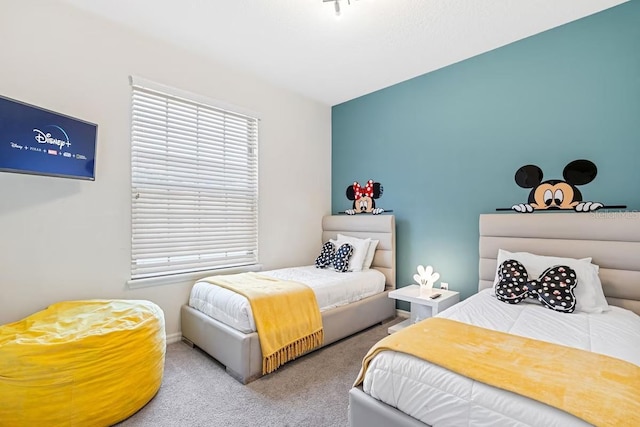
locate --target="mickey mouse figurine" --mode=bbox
[345,180,385,215]
[511,160,604,213]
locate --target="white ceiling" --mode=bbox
[60,0,627,106]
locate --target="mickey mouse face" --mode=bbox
[530,181,578,210]
[513,160,596,211]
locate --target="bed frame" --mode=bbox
[349,211,640,427]
[181,214,396,384]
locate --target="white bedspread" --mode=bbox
[362,289,640,427]
[189,266,386,333]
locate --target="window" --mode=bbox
[129,76,259,284]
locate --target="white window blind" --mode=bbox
[130,77,259,282]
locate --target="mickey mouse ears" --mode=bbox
[515,160,597,189]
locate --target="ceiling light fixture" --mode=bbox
[323,0,353,17]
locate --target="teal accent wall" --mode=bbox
[331,1,640,305]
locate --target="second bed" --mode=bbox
[181,214,397,384]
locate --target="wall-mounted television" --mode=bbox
[0,95,97,180]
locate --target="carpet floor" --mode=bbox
[117,318,400,427]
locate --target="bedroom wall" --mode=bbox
[332,1,640,306]
[0,1,331,339]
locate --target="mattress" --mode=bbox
[189,266,386,333]
[362,289,640,427]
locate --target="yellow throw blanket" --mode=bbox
[355,317,640,427]
[200,272,323,375]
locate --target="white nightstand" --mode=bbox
[387,285,460,334]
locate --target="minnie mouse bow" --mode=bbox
[496,259,577,313]
[352,180,374,200]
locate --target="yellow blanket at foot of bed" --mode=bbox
[200,272,323,375]
[355,317,640,427]
[0,299,166,427]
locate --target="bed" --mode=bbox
[349,212,640,427]
[181,214,396,384]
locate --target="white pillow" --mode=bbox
[335,234,371,272]
[493,249,609,314]
[363,239,379,269]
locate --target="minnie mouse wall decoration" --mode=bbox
[501,159,626,213]
[345,180,385,215]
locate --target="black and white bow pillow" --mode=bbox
[496,259,578,313]
[315,241,354,273]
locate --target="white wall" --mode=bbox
[0,0,331,340]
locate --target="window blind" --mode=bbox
[130,77,259,281]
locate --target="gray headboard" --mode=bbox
[479,212,640,315]
[321,214,396,291]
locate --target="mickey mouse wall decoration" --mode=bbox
[499,159,626,213]
[345,179,386,215]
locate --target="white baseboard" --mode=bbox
[166,332,182,344]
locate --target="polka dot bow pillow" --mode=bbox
[496,259,578,313]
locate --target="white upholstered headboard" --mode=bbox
[321,215,396,291]
[479,213,640,315]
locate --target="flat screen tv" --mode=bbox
[0,95,97,180]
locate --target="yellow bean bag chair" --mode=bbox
[0,299,165,427]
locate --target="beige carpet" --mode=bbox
[117,318,401,427]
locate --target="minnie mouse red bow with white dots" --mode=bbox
[352,180,374,200]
